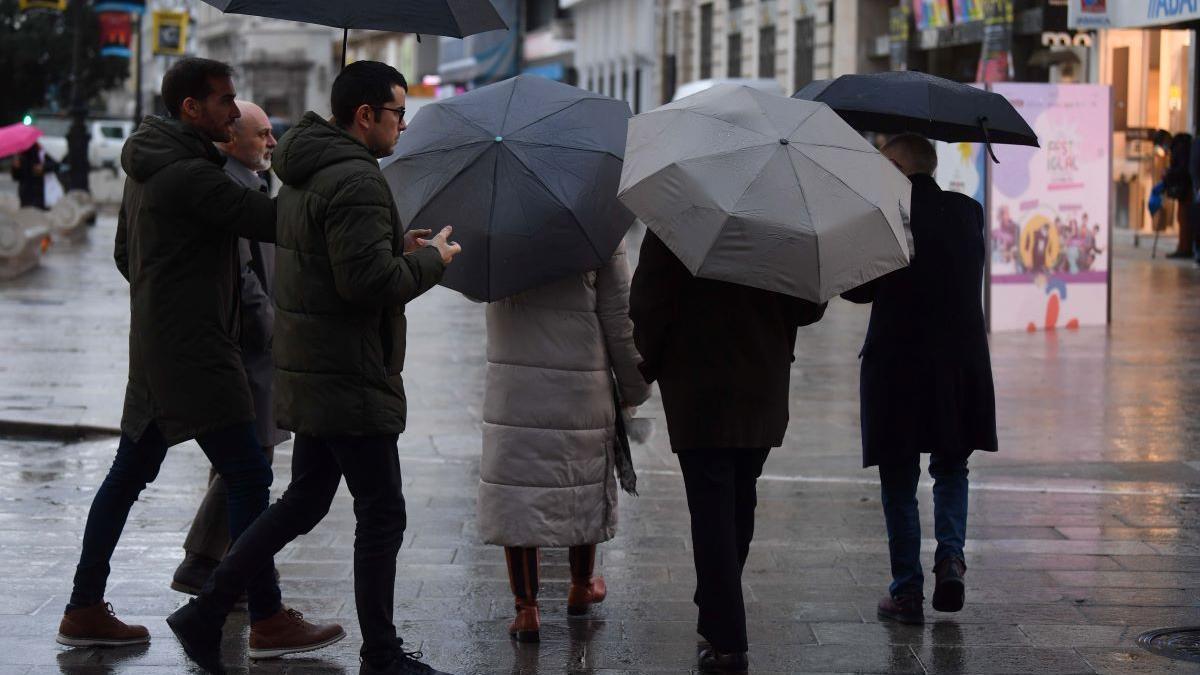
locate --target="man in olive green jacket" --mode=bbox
[169,61,460,675]
[58,58,342,662]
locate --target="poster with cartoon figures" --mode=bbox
[988,83,1111,332]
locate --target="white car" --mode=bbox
[35,118,135,170]
[671,78,785,102]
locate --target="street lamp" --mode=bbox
[65,0,90,193]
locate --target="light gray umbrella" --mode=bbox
[383,75,634,301]
[618,83,911,303]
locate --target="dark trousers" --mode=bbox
[878,454,969,598]
[183,445,276,562]
[69,422,281,620]
[196,433,406,662]
[676,447,770,654]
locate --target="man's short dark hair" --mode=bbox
[331,61,409,128]
[161,57,234,119]
[882,132,938,175]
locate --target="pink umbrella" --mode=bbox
[0,124,44,159]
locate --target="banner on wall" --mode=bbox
[988,83,1112,333]
[977,0,1014,82]
[912,0,952,30]
[18,0,65,12]
[889,5,911,71]
[953,0,985,23]
[98,11,133,59]
[152,10,190,56]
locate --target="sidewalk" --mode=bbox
[1,215,1199,672]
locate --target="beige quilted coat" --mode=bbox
[477,242,651,547]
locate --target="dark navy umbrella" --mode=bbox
[198,0,507,66]
[794,71,1038,161]
[383,76,635,302]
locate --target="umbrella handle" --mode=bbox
[979,116,1000,164]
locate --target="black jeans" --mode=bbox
[69,422,281,620]
[676,447,770,654]
[196,433,406,662]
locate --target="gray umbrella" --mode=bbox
[383,75,635,302]
[618,83,911,303]
[198,0,508,65]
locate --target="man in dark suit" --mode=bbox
[171,99,292,596]
[842,134,997,625]
[630,231,826,673]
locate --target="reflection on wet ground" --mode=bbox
[0,221,1198,672]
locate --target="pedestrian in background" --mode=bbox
[477,239,650,643]
[10,141,60,210]
[167,61,460,675]
[630,230,826,674]
[56,57,337,658]
[1164,133,1194,259]
[171,99,290,599]
[842,133,997,625]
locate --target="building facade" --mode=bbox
[565,0,656,113]
[657,0,834,103]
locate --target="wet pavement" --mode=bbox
[1,215,1199,673]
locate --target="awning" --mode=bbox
[1069,0,1200,29]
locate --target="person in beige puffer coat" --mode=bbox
[477,239,650,643]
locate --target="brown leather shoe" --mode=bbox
[248,607,345,659]
[697,647,749,673]
[566,576,607,616]
[877,594,924,624]
[932,557,967,612]
[508,599,540,643]
[56,602,150,647]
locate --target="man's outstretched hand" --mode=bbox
[417,225,462,264]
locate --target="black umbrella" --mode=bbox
[794,71,1038,162]
[382,75,635,302]
[198,0,507,66]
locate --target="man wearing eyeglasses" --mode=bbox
[168,61,461,675]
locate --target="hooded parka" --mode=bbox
[114,116,275,445]
[271,112,445,437]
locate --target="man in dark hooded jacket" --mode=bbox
[168,61,460,675]
[56,58,342,662]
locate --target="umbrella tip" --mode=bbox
[495,136,503,142]
[779,138,790,145]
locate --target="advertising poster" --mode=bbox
[912,0,951,30]
[936,141,986,206]
[988,83,1112,332]
[953,0,985,23]
[98,11,133,59]
[977,0,1013,82]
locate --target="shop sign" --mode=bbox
[98,11,133,59]
[1069,0,1200,29]
[18,0,65,12]
[152,10,189,56]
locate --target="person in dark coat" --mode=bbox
[630,230,826,674]
[1164,133,1194,259]
[842,133,997,625]
[172,99,291,595]
[10,142,59,209]
[167,61,460,675]
[56,58,342,658]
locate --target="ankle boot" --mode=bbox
[567,544,606,616]
[504,546,540,643]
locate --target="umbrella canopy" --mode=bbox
[793,71,1038,148]
[0,124,43,160]
[618,83,911,303]
[383,75,635,302]
[198,0,506,35]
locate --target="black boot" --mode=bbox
[932,557,967,612]
[697,646,749,674]
[166,599,224,674]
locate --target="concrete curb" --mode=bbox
[0,419,119,440]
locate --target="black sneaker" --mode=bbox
[877,594,924,624]
[697,647,749,674]
[166,599,224,674]
[360,648,454,675]
[932,557,967,612]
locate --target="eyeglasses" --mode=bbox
[373,105,406,121]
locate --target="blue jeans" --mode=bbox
[878,454,969,598]
[68,422,281,621]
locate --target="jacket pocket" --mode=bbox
[381,310,407,375]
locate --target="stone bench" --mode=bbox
[0,208,51,280]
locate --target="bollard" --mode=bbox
[0,208,51,280]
